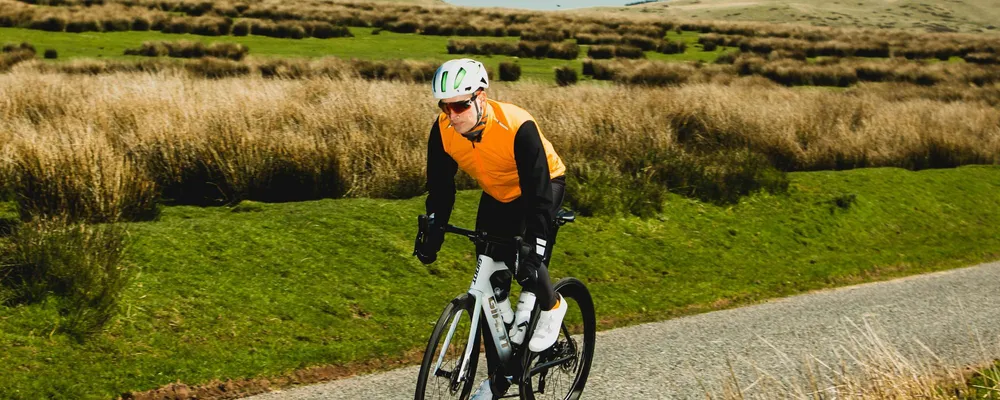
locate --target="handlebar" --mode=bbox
[418,214,519,248]
[415,209,575,257]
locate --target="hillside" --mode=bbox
[372,0,1000,34]
[592,0,999,33]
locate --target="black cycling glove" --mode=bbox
[414,214,445,265]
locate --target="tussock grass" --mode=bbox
[124,40,249,61]
[498,61,522,82]
[4,0,1000,62]
[6,117,159,223]
[0,72,998,220]
[1,217,132,341]
[446,39,579,60]
[1,41,35,72]
[25,56,439,82]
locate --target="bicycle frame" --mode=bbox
[434,253,515,387]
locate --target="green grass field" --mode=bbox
[2,166,999,398]
[0,26,730,81]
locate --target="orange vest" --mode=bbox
[438,100,565,203]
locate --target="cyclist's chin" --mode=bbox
[453,121,473,134]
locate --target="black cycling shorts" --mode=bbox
[474,175,566,265]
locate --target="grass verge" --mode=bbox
[1,166,999,398]
[0,26,726,81]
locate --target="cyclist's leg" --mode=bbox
[475,192,520,369]
[518,176,566,311]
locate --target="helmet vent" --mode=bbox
[454,68,467,90]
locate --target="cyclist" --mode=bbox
[414,58,568,355]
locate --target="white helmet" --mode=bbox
[432,58,489,100]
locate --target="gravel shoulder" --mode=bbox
[247,260,1000,399]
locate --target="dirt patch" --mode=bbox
[118,348,425,400]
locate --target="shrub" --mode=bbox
[2,42,35,54]
[714,51,741,64]
[547,41,580,60]
[582,58,594,76]
[175,0,214,17]
[43,49,58,59]
[185,57,251,78]
[657,40,687,54]
[964,52,999,65]
[28,16,67,32]
[575,33,623,45]
[587,45,616,59]
[161,19,192,34]
[351,59,436,82]
[555,65,577,86]
[131,17,151,31]
[231,20,250,36]
[624,34,658,51]
[498,61,521,81]
[616,24,664,39]
[250,20,275,36]
[191,17,232,36]
[518,41,552,58]
[522,29,565,42]
[101,18,131,32]
[703,41,718,51]
[275,21,307,39]
[614,45,645,59]
[2,219,133,341]
[447,39,518,56]
[258,58,312,79]
[388,20,419,34]
[308,21,352,38]
[0,49,35,72]
[207,42,249,61]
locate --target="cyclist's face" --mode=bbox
[439,91,483,134]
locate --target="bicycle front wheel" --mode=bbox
[415,293,483,400]
[518,277,596,400]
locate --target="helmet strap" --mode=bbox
[460,93,487,143]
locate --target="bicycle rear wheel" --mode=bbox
[519,277,596,400]
[415,294,483,400]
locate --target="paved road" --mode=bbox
[248,260,1000,399]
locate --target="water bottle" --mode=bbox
[490,270,514,325]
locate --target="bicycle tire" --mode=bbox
[415,293,482,400]
[518,277,596,400]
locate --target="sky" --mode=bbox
[442,0,639,11]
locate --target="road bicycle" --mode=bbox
[413,210,595,400]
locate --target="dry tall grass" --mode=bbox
[715,319,1000,399]
[0,71,997,220]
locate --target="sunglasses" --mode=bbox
[438,93,478,115]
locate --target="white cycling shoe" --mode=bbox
[508,292,568,352]
[529,294,566,352]
[508,292,536,345]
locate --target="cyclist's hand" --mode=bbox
[414,214,445,265]
[516,243,544,284]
